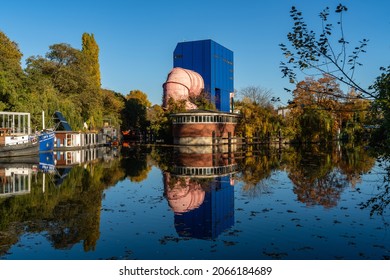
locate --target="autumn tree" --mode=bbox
[235,87,280,142]
[286,75,343,143]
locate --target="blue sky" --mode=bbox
[1,0,389,105]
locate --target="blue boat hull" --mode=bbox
[39,130,55,153]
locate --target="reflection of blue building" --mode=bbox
[174,176,234,239]
[165,148,236,239]
[173,39,234,112]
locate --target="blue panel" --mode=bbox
[172,39,233,112]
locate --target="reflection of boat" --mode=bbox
[39,152,55,173]
[53,148,106,167]
[0,163,37,197]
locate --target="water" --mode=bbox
[0,145,389,260]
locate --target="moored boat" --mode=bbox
[0,111,54,158]
[0,128,39,158]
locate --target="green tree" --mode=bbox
[81,33,101,88]
[26,41,103,130]
[147,104,168,140]
[370,66,390,145]
[189,90,216,110]
[101,88,125,128]
[0,31,25,110]
[23,60,61,129]
[121,90,151,133]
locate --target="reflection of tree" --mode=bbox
[359,150,390,216]
[338,144,376,188]
[287,145,344,208]
[290,169,347,208]
[0,157,125,256]
[235,149,280,196]
[286,145,375,208]
[121,146,152,182]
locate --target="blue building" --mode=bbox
[173,39,234,112]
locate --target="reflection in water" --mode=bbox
[0,147,122,256]
[0,144,388,259]
[164,146,236,239]
[284,145,376,208]
[0,164,35,197]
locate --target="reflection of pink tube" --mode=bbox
[162,67,204,110]
[168,188,205,214]
[164,173,205,213]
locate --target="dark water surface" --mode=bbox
[0,145,389,260]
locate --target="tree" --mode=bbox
[238,86,274,108]
[188,90,216,110]
[370,66,390,145]
[81,33,101,88]
[101,89,125,128]
[147,104,169,140]
[125,89,151,107]
[121,90,151,133]
[287,75,343,143]
[0,31,25,110]
[26,41,103,130]
[235,96,279,141]
[279,4,373,99]
[23,61,61,129]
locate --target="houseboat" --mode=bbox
[0,112,54,158]
[0,128,38,158]
[52,111,106,150]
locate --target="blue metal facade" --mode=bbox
[173,39,234,112]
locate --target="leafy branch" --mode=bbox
[280,4,374,99]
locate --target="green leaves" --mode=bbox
[280,4,372,97]
[81,33,101,88]
[0,31,25,111]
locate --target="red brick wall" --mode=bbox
[172,123,236,138]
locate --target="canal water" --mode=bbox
[0,145,389,260]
